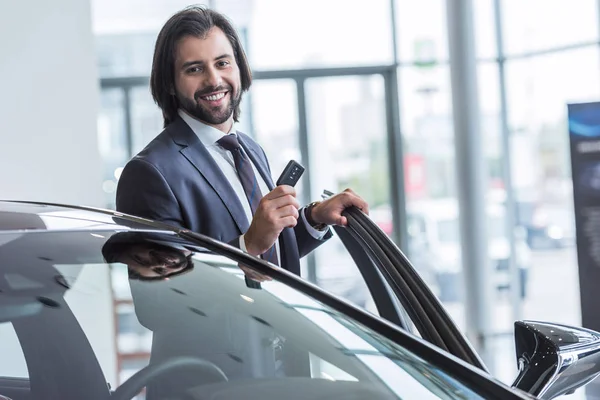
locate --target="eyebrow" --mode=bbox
[181,54,233,69]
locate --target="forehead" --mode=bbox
[175,27,235,64]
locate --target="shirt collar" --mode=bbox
[178,109,237,147]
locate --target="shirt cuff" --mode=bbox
[301,207,328,240]
[239,234,248,253]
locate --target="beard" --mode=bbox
[177,84,242,125]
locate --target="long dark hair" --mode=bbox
[151,6,253,127]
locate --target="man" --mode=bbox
[101,231,195,280]
[116,6,369,276]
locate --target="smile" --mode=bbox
[200,92,227,101]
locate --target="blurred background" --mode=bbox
[1,0,598,397]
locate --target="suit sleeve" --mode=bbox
[293,219,333,258]
[116,158,185,229]
[117,158,245,249]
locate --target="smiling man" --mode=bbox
[116,6,369,276]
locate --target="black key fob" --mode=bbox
[276,160,305,187]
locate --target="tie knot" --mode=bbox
[217,134,241,152]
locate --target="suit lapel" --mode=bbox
[168,118,250,233]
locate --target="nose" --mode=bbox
[204,66,223,88]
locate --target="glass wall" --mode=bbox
[97,89,128,209]
[397,63,460,307]
[305,74,392,313]
[501,0,599,55]
[91,0,600,393]
[247,0,394,70]
[242,80,302,194]
[496,41,600,388]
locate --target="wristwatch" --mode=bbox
[304,201,328,231]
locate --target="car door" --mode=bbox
[332,206,600,400]
[330,207,487,372]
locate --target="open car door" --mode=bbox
[335,206,600,399]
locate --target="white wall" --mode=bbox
[91,0,253,34]
[0,0,103,207]
[0,0,117,386]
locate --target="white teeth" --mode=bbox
[202,93,226,101]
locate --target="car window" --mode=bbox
[0,230,499,399]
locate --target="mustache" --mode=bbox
[194,85,232,100]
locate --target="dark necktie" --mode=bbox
[217,134,279,265]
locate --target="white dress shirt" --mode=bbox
[179,110,326,265]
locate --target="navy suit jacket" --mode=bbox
[116,116,331,276]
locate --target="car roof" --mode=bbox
[0,200,174,233]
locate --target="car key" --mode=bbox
[276,160,305,187]
[245,161,304,290]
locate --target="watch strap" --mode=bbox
[305,201,328,231]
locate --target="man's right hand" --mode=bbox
[244,185,300,256]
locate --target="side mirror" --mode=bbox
[511,320,600,399]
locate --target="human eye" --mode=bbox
[217,60,230,68]
[186,66,202,74]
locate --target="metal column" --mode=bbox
[384,70,408,251]
[446,0,493,365]
[387,0,408,251]
[295,78,318,284]
[493,0,522,323]
[123,87,134,158]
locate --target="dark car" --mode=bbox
[0,200,598,400]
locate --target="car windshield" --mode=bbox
[0,229,487,400]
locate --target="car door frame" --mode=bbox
[333,206,488,372]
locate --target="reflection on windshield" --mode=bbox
[0,229,487,400]
[222,263,445,396]
[296,309,439,398]
[191,258,484,400]
[102,231,198,281]
[217,263,456,397]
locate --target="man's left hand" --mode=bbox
[310,188,369,227]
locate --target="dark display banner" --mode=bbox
[568,102,600,400]
[569,102,600,335]
[569,101,600,398]
[568,103,600,398]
